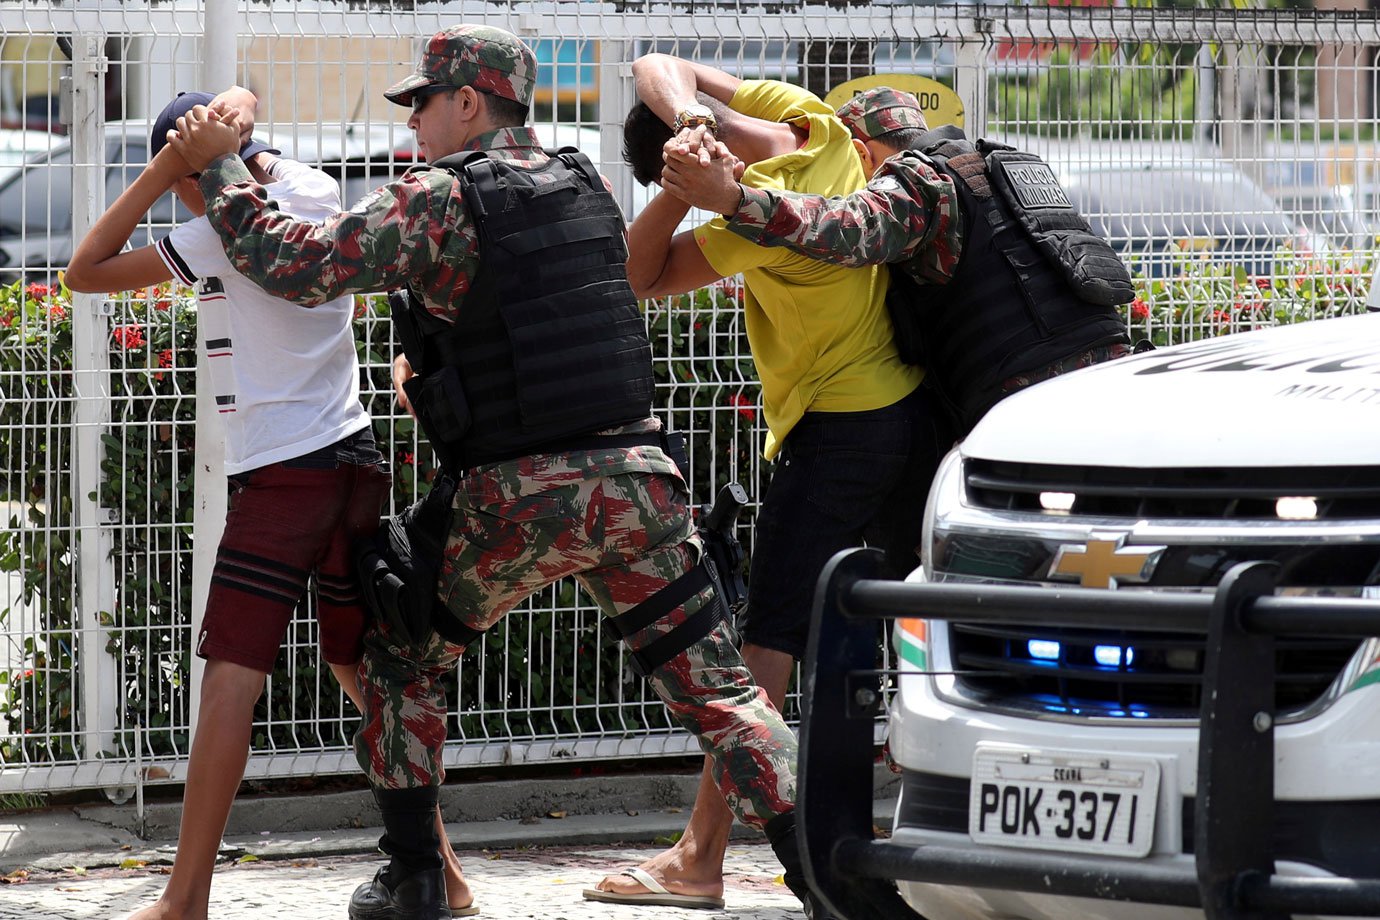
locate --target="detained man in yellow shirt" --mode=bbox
[583,54,952,913]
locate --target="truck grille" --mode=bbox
[966,459,1380,520]
[950,623,1359,718]
[941,459,1380,717]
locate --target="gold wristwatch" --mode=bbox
[673,103,718,133]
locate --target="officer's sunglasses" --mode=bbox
[411,84,459,114]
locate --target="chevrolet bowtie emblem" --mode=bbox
[1048,536,1165,589]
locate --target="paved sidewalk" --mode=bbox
[0,841,800,920]
[0,770,898,919]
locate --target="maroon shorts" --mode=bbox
[198,457,391,673]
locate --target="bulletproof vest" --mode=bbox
[894,126,1132,433]
[392,148,655,471]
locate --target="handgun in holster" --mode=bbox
[352,472,458,647]
[697,482,750,619]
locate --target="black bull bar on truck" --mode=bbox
[799,549,1380,920]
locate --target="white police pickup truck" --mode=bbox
[799,312,1380,920]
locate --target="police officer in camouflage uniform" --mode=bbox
[662,87,1133,435]
[167,25,808,920]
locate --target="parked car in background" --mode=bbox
[260,122,420,209]
[0,128,56,184]
[1056,159,1298,278]
[1269,183,1378,256]
[640,36,955,83]
[1261,158,1380,255]
[0,120,419,284]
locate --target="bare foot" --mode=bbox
[443,860,474,912]
[437,809,474,911]
[126,895,204,920]
[591,840,725,901]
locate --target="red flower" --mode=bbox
[1129,297,1150,321]
[25,283,50,300]
[111,324,146,349]
[1211,309,1232,325]
[158,349,174,369]
[47,304,66,322]
[728,393,756,421]
[154,298,172,312]
[1254,277,1272,289]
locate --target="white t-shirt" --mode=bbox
[156,158,370,475]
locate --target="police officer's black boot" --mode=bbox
[767,810,928,920]
[766,810,836,920]
[348,786,449,920]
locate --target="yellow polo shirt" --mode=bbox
[694,80,922,459]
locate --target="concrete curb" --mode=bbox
[2,767,901,872]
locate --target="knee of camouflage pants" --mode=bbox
[353,622,462,789]
[642,620,797,829]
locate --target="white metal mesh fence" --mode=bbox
[1,2,1378,797]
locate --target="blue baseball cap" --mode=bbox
[149,91,279,164]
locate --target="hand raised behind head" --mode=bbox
[665,137,745,179]
[208,85,257,146]
[165,105,241,172]
[207,102,250,147]
[663,124,724,169]
[660,152,742,215]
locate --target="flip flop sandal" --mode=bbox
[581,867,726,910]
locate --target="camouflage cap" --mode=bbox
[836,87,928,142]
[384,24,536,109]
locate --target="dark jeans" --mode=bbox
[738,385,954,660]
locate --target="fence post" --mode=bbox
[202,0,238,91]
[954,16,990,138]
[1194,44,1217,154]
[1219,42,1265,187]
[68,32,119,765]
[187,0,237,747]
[600,42,639,224]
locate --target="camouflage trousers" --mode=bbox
[353,444,797,829]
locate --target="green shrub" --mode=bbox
[1123,247,1374,346]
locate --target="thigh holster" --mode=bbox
[605,557,729,677]
[605,479,752,677]
[353,472,485,648]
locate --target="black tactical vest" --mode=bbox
[392,149,655,471]
[892,126,1132,433]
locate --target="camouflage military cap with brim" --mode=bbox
[836,87,929,142]
[384,24,537,109]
